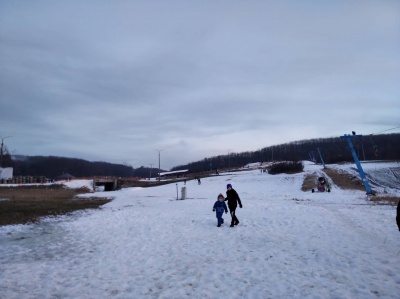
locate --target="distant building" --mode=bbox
[158,169,188,179]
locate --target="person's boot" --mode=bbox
[230,223,234,227]
[234,220,240,225]
[221,218,224,224]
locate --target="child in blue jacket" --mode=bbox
[213,193,228,227]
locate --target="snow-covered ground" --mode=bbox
[1,161,399,299]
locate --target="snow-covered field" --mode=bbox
[1,161,399,299]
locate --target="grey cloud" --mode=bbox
[1,0,399,169]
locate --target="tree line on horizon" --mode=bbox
[1,133,399,178]
[2,156,135,179]
[171,133,400,173]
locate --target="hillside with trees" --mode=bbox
[171,133,400,173]
[1,133,399,178]
[8,156,135,179]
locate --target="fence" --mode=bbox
[0,176,47,184]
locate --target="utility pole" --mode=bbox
[149,163,154,180]
[340,133,374,195]
[227,149,232,170]
[361,142,366,161]
[155,149,164,180]
[309,151,316,163]
[271,147,274,161]
[0,136,12,168]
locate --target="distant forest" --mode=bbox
[4,156,136,179]
[1,133,399,178]
[171,133,400,173]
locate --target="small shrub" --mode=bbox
[268,161,304,175]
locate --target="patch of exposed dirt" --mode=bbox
[301,173,319,192]
[369,196,400,206]
[302,168,365,192]
[322,168,365,191]
[302,168,400,205]
[0,185,110,226]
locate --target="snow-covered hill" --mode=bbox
[329,161,400,195]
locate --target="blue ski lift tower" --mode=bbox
[340,132,374,195]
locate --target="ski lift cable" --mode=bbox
[368,125,400,147]
[367,125,400,158]
[369,126,400,135]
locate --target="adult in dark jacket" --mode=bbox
[397,200,400,231]
[225,183,242,227]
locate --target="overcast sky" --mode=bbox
[1,0,399,170]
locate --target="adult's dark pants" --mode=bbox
[229,207,239,225]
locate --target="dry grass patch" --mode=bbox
[0,185,110,226]
[301,173,319,192]
[302,168,366,192]
[302,168,400,205]
[369,196,400,206]
[322,168,365,191]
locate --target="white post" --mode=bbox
[181,186,187,200]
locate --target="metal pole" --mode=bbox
[0,136,12,168]
[149,164,153,180]
[361,142,366,161]
[155,149,164,180]
[340,134,373,195]
[309,151,316,163]
[227,149,232,170]
[317,148,326,169]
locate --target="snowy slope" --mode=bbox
[0,162,399,299]
[330,161,400,195]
